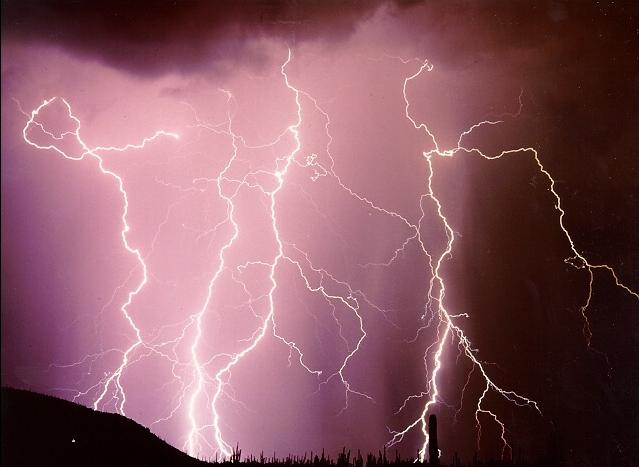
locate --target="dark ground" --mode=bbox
[0,387,620,467]
[1,387,205,467]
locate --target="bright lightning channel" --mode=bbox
[20,97,179,415]
[19,48,637,464]
[186,49,380,457]
[385,57,638,462]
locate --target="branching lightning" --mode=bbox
[181,50,381,456]
[20,97,179,415]
[384,57,638,462]
[18,47,637,464]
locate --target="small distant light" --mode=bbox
[71,438,76,443]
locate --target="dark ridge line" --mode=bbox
[1,387,567,467]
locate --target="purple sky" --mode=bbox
[2,1,638,464]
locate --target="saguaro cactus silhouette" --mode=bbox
[428,414,439,467]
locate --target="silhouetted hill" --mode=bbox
[1,387,207,467]
[1,387,593,467]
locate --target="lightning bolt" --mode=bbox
[186,49,384,457]
[385,57,638,462]
[20,96,180,415]
[18,46,637,464]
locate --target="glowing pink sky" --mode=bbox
[2,2,637,464]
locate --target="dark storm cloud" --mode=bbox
[3,0,635,78]
[393,1,637,68]
[1,0,387,75]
